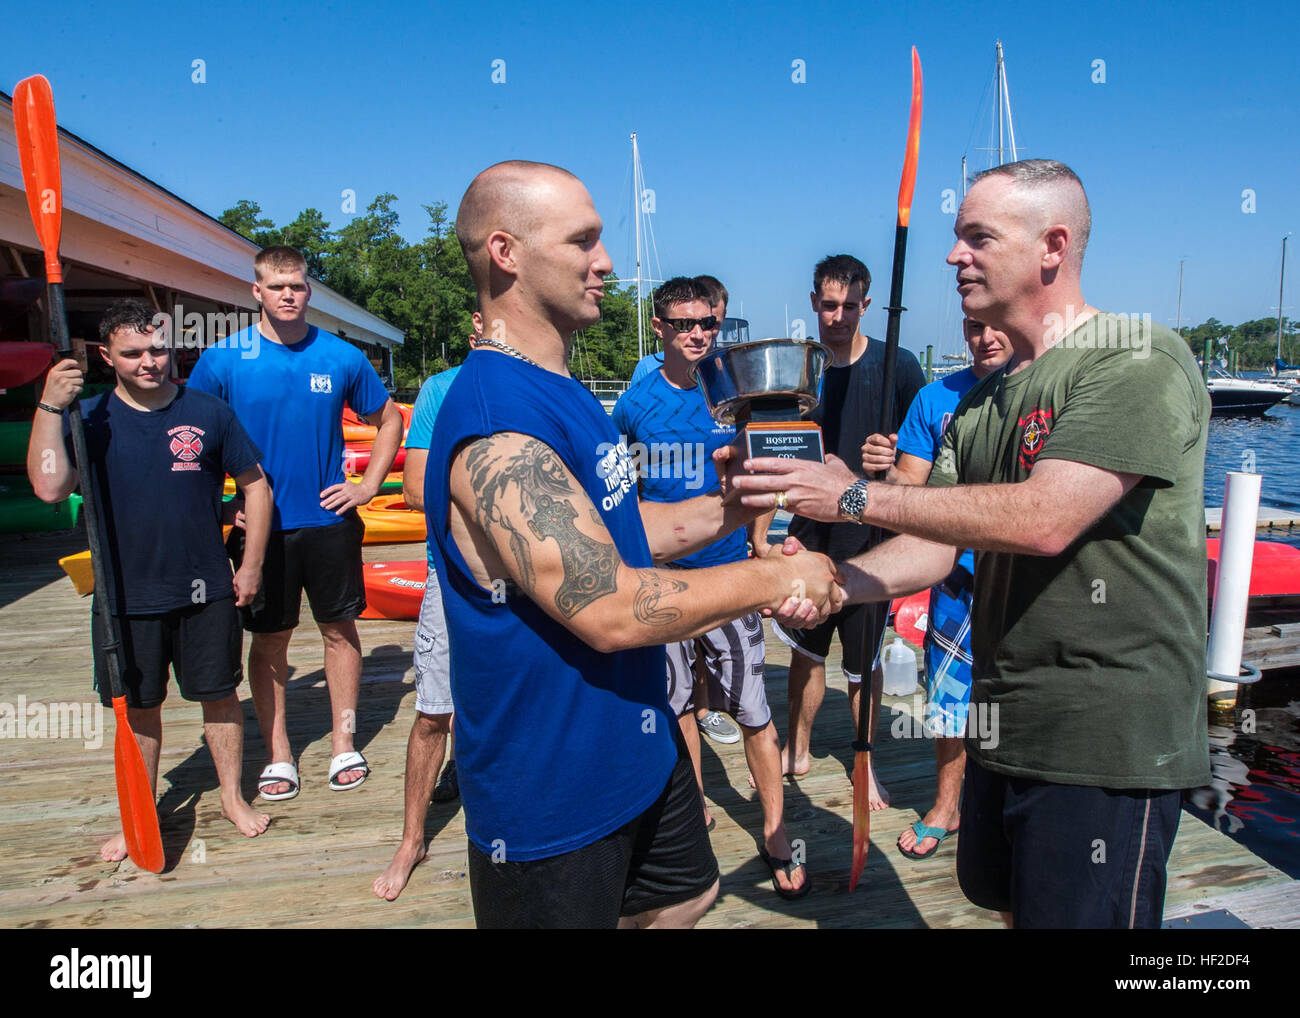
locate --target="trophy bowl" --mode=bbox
[691,338,832,424]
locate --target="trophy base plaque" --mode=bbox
[736,396,824,463]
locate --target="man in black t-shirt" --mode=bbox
[27,298,274,861]
[755,255,924,806]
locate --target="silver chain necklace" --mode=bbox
[476,336,542,369]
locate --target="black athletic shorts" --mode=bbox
[773,601,885,683]
[956,755,1184,929]
[92,596,243,709]
[227,510,365,633]
[467,742,719,928]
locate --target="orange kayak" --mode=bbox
[343,402,413,443]
[358,494,426,545]
[359,560,427,619]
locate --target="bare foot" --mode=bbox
[778,743,811,779]
[221,797,271,838]
[333,768,366,787]
[373,841,427,900]
[100,831,128,863]
[867,762,890,811]
[897,806,959,856]
[762,829,807,895]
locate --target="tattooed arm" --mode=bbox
[448,431,843,653]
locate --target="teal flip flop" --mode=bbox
[897,820,958,860]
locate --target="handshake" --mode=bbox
[762,535,849,630]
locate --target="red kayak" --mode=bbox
[1206,537,1300,602]
[344,443,407,474]
[0,341,53,388]
[360,560,427,620]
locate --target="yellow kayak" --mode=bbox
[358,494,426,545]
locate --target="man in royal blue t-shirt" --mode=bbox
[613,277,808,899]
[28,297,274,860]
[188,246,405,801]
[860,317,1011,861]
[430,161,841,928]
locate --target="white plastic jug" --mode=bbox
[881,637,919,696]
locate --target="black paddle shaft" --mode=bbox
[855,221,910,746]
[49,280,128,701]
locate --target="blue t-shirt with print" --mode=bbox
[187,325,389,530]
[405,365,461,568]
[611,368,745,568]
[426,350,675,861]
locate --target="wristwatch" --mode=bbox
[838,479,869,523]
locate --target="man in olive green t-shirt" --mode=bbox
[727,160,1211,929]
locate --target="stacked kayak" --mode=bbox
[0,420,31,469]
[0,477,82,533]
[359,560,427,619]
[358,494,426,545]
[344,443,407,475]
[0,341,53,389]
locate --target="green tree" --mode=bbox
[218,199,282,248]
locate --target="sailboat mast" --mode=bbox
[1175,259,1184,338]
[632,132,645,361]
[1277,234,1289,362]
[995,42,1004,166]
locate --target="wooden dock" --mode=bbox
[0,528,1294,929]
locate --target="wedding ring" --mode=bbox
[775,491,787,510]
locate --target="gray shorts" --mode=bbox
[665,612,770,729]
[413,567,453,716]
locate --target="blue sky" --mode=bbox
[5,0,1298,360]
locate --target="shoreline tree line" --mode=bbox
[220,197,1296,383]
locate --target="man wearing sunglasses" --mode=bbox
[613,278,808,898]
[630,275,728,385]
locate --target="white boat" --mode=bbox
[1205,365,1290,416]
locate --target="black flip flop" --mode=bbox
[758,845,811,900]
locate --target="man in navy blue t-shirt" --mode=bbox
[188,246,404,801]
[28,298,274,860]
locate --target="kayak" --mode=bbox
[0,480,82,533]
[0,341,53,389]
[59,550,94,596]
[61,521,235,595]
[358,494,426,545]
[222,471,405,497]
[0,420,31,467]
[344,443,407,475]
[342,402,413,443]
[1206,537,1300,602]
[348,471,405,494]
[359,560,427,620]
